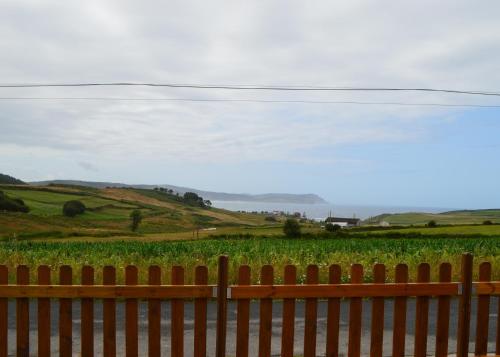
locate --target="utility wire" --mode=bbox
[1,97,500,108]
[1,82,500,96]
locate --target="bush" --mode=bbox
[283,218,301,238]
[483,220,493,225]
[427,220,437,228]
[183,192,207,208]
[130,209,143,231]
[265,216,277,222]
[0,191,30,213]
[325,223,342,232]
[62,200,86,217]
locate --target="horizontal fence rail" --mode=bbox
[0,285,215,298]
[0,254,499,356]
[0,282,467,298]
[229,282,461,298]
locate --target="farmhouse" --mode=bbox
[325,216,361,227]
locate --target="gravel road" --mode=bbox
[6,297,498,356]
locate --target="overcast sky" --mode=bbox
[1,1,500,208]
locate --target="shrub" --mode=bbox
[183,192,207,208]
[427,220,437,228]
[325,223,342,232]
[483,220,493,225]
[0,191,30,213]
[62,200,86,217]
[265,216,277,222]
[283,218,301,238]
[130,209,143,231]
[12,198,26,206]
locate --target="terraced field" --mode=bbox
[0,185,271,239]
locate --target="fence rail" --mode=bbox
[0,253,499,357]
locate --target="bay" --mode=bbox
[211,201,455,220]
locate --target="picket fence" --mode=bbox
[0,254,499,357]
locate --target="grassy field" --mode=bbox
[21,222,499,242]
[26,224,323,242]
[2,183,500,287]
[2,188,136,217]
[366,209,500,225]
[353,224,500,236]
[1,235,498,284]
[0,184,272,239]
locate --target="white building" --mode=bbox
[325,217,361,228]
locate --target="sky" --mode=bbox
[1,0,500,209]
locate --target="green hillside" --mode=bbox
[0,173,25,185]
[365,209,500,225]
[0,184,272,240]
[354,224,500,236]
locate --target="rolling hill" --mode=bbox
[0,183,272,240]
[30,180,327,204]
[364,209,500,225]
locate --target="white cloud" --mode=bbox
[1,0,499,169]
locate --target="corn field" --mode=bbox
[0,235,499,284]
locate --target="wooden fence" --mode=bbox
[0,253,499,357]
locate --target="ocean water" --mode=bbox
[211,201,454,220]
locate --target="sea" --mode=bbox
[211,201,455,221]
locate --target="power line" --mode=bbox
[1,82,500,96]
[1,97,500,108]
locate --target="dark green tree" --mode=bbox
[183,192,200,201]
[283,218,301,238]
[62,200,86,217]
[427,220,437,228]
[0,191,30,213]
[183,192,208,207]
[130,209,143,231]
[325,223,342,232]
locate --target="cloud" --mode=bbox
[1,0,499,169]
[77,161,99,172]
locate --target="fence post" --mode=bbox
[456,253,473,357]
[216,255,229,357]
[0,266,7,357]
